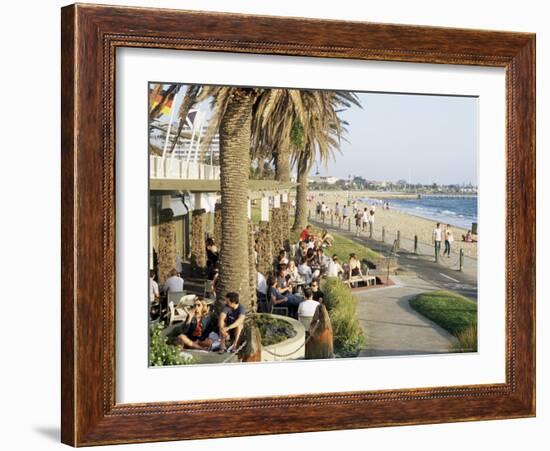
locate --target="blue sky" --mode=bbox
[329,92,478,185]
[154,85,478,185]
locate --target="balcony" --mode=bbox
[150,156,220,180]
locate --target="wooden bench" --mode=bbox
[346,275,376,288]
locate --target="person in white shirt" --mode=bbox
[164,268,184,293]
[327,255,344,278]
[369,204,376,228]
[256,271,268,296]
[433,223,442,260]
[443,224,454,257]
[297,288,320,323]
[149,270,159,304]
[362,207,369,231]
[297,259,313,284]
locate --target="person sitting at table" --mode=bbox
[267,275,301,317]
[218,292,247,353]
[310,279,325,303]
[287,259,300,285]
[164,268,184,293]
[175,296,213,350]
[297,287,320,328]
[276,264,294,294]
[297,258,313,285]
[149,269,159,305]
[316,247,331,275]
[307,248,321,279]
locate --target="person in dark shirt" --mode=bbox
[268,275,302,318]
[310,279,324,303]
[218,292,247,352]
[175,297,213,350]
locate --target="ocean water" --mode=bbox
[364,196,478,230]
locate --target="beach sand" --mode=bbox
[305,191,478,259]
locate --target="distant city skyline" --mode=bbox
[153,85,478,185]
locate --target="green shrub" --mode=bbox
[149,322,196,366]
[322,277,365,357]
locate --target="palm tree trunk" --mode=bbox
[190,208,207,276]
[292,151,309,231]
[275,146,291,182]
[217,89,255,307]
[248,220,257,311]
[157,208,176,283]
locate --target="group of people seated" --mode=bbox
[173,291,247,354]
[149,268,185,316]
[153,222,371,353]
[255,224,370,323]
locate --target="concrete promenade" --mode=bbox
[356,276,458,357]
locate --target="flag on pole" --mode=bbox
[151,90,175,116]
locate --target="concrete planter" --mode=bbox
[261,314,306,362]
[177,314,306,364]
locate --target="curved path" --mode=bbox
[356,276,458,357]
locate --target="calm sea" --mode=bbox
[365,196,478,230]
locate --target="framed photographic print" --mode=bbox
[61,3,536,446]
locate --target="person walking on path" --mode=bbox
[342,204,349,224]
[368,204,376,233]
[354,209,363,235]
[334,202,340,221]
[433,222,442,261]
[362,207,369,232]
[443,224,454,257]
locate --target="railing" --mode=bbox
[308,209,475,273]
[150,156,220,180]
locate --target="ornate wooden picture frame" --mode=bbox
[61,3,535,446]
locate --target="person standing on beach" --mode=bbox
[334,202,340,220]
[433,223,442,260]
[443,224,454,257]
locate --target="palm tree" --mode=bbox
[250,89,308,182]
[151,84,313,308]
[291,91,361,231]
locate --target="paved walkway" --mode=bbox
[356,276,458,357]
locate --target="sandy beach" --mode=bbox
[305,191,478,259]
